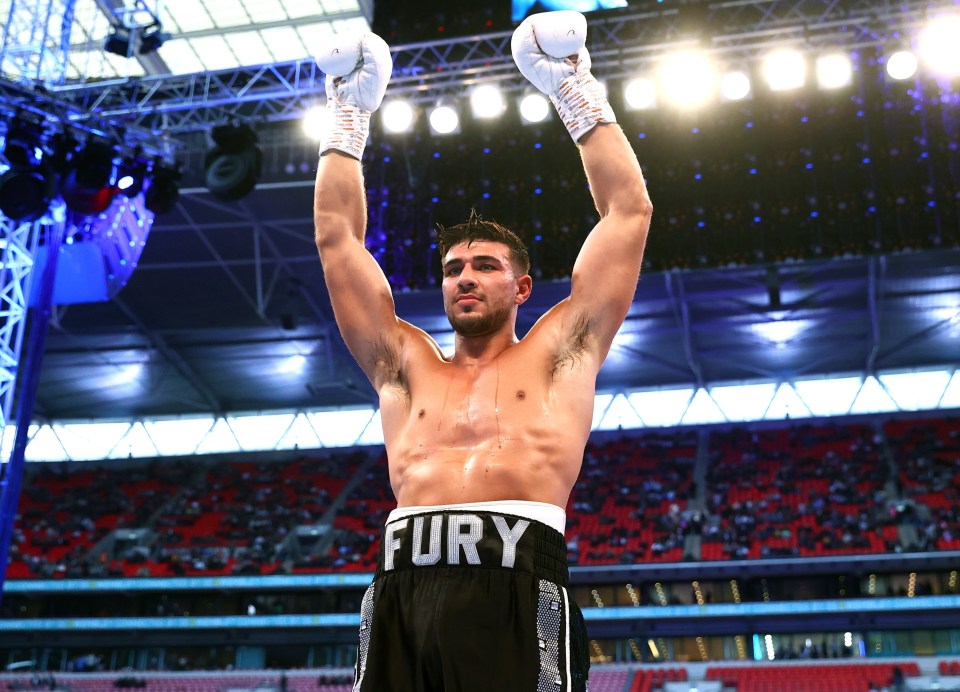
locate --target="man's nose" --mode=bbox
[457,269,477,289]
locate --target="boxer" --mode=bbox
[313,11,652,691]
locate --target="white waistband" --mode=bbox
[387,500,566,535]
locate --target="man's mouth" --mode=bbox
[457,295,480,303]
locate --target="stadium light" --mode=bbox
[116,157,146,198]
[59,140,118,215]
[886,50,918,80]
[518,92,550,123]
[470,84,506,119]
[762,49,806,91]
[816,53,853,89]
[302,105,331,142]
[277,354,308,374]
[204,123,262,202]
[144,162,181,215]
[658,50,716,109]
[103,25,134,58]
[0,121,55,222]
[138,23,170,55]
[623,77,657,110]
[0,167,55,222]
[428,101,460,135]
[382,100,415,134]
[719,71,751,101]
[919,14,960,77]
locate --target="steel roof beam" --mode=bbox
[41,0,944,135]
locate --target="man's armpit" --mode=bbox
[370,335,407,391]
[550,310,594,378]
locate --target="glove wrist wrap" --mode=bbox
[320,100,371,160]
[550,69,616,143]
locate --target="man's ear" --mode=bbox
[515,274,533,305]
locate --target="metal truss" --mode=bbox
[0,77,174,157]
[0,215,41,428]
[43,0,944,136]
[0,0,76,86]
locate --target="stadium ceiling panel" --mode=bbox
[57,0,372,82]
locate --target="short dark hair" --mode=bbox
[436,209,531,275]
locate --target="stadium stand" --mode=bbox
[885,417,960,552]
[705,661,921,692]
[8,414,960,579]
[703,423,898,560]
[568,431,697,565]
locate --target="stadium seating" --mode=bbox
[703,423,897,560]
[885,417,960,551]
[706,662,920,692]
[568,432,697,565]
[8,414,960,577]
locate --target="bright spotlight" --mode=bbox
[429,104,460,135]
[302,105,331,142]
[886,50,918,80]
[103,363,144,388]
[816,53,853,89]
[470,84,506,119]
[277,354,307,374]
[382,100,415,134]
[658,50,715,108]
[763,49,806,91]
[623,77,657,110]
[920,15,960,77]
[519,93,550,123]
[720,71,751,101]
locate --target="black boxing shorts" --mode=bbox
[351,500,589,692]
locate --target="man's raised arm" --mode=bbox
[512,12,652,360]
[313,34,403,387]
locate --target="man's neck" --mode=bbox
[452,329,518,366]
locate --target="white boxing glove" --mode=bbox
[317,32,393,160]
[511,11,616,143]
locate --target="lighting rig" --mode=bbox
[102,0,171,59]
[0,115,181,304]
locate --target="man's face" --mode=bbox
[441,240,525,337]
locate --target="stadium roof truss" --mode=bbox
[42,0,944,134]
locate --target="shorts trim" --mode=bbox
[351,582,375,692]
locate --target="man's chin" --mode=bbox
[447,314,500,337]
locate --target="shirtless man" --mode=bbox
[314,10,652,692]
